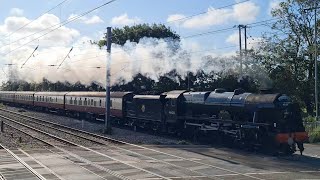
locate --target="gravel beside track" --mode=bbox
[0,123,48,149]
[3,105,187,146]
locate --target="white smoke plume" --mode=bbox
[3,37,237,86]
[0,14,237,86]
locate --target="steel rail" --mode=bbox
[0,110,172,180]
[0,109,215,179]
[0,143,46,180]
[0,115,77,146]
[0,108,264,179]
[0,115,131,180]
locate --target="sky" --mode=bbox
[0,0,281,85]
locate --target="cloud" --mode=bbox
[268,0,282,15]
[226,32,239,45]
[67,14,104,24]
[167,1,260,29]
[111,13,142,26]
[0,13,80,51]
[232,2,260,23]
[10,8,24,16]
[84,15,104,24]
[167,14,186,23]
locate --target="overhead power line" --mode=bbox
[2,0,118,56]
[5,0,69,38]
[166,0,250,24]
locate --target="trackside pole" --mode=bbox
[1,121,3,133]
[104,27,112,134]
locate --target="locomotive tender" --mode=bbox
[0,89,308,154]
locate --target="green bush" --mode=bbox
[0,103,5,108]
[308,126,320,143]
[303,116,316,123]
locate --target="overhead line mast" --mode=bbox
[104,27,112,134]
[57,47,73,69]
[21,45,39,69]
[237,25,248,78]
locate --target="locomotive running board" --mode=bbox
[184,122,219,131]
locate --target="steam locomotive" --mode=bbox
[0,89,308,155]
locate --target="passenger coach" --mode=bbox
[0,91,16,104]
[34,92,67,112]
[65,92,133,120]
[15,91,35,106]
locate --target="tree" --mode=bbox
[154,70,180,92]
[98,23,180,47]
[256,0,320,114]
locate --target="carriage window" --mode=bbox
[84,98,87,106]
[79,98,82,105]
[50,97,52,102]
[91,99,93,106]
[94,101,97,107]
[70,97,73,104]
[74,98,77,105]
[56,97,57,102]
[36,96,38,101]
[99,99,102,106]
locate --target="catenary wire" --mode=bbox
[4,0,70,38]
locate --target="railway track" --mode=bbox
[0,143,46,180]
[0,108,266,179]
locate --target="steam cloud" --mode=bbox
[4,37,238,86]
